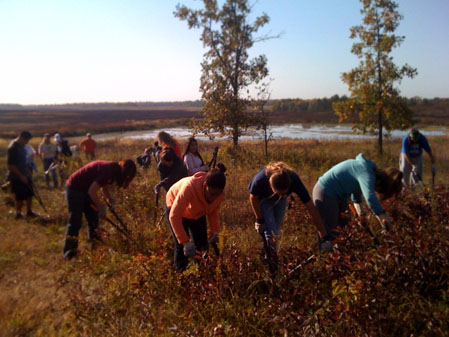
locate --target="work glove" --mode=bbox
[208,232,219,245]
[411,165,418,174]
[98,205,107,219]
[431,164,437,175]
[183,241,196,258]
[254,218,266,235]
[320,234,333,252]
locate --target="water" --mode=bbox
[94,124,447,142]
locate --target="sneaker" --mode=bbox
[15,213,24,220]
[26,211,38,218]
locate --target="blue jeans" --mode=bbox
[43,158,58,187]
[65,185,98,239]
[260,197,287,241]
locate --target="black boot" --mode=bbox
[63,236,79,260]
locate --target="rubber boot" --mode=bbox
[63,236,79,260]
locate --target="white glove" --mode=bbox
[183,241,196,258]
[411,165,418,174]
[320,240,333,252]
[254,218,265,235]
[208,232,219,245]
[431,164,436,174]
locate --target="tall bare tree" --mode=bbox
[333,0,417,153]
[175,0,274,147]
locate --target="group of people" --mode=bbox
[5,128,437,273]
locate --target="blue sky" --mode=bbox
[0,0,448,104]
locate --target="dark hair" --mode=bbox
[117,159,137,187]
[182,137,204,165]
[20,131,32,140]
[375,167,403,200]
[205,163,227,189]
[160,147,177,162]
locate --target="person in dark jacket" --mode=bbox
[7,131,37,219]
[249,161,331,273]
[62,159,137,260]
[154,147,188,194]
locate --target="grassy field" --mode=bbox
[1,136,448,336]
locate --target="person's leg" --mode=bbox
[400,153,412,188]
[63,186,84,258]
[416,155,423,181]
[187,216,208,253]
[83,195,99,242]
[166,209,189,272]
[312,183,340,248]
[43,158,51,186]
[260,198,284,273]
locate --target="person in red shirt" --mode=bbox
[63,159,137,260]
[166,164,226,272]
[80,133,97,160]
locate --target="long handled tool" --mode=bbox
[208,146,220,256]
[91,204,130,238]
[29,181,49,215]
[348,203,379,245]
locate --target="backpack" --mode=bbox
[61,140,72,157]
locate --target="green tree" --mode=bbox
[333,0,417,153]
[175,0,274,147]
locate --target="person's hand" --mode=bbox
[183,241,196,258]
[431,164,437,175]
[154,183,162,195]
[208,232,219,245]
[254,218,265,235]
[377,213,392,231]
[411,165,418,174]
[320,240,333,252]
[98,205,107,219]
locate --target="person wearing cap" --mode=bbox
[62,159,137,260]
[38,133,58,188]
[6,131,37,219]
[400,129,436,188]
[80,133,97,160]
[166,165,226,272]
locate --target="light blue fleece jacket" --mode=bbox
[317,153,384,215]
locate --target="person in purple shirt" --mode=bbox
[63,159,137,260]
[248,162,331,273]
[400,129,436,188]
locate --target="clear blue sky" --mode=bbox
[1,0,448,104]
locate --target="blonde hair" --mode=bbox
[266,162,294,194]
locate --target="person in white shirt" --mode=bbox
[182,137,208,176]
[38,133,58,188]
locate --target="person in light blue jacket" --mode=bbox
[312,153,403,248]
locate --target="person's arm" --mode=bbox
[101,185,113,204]
[304,200,327,238]
[88,181,103,208]
[249,193,262,220]
[169,187,192,245]
[7,164,28,184]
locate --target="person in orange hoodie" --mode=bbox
[166,164,226,272]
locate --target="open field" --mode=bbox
[1,100,448,138]
[1,137,448,336]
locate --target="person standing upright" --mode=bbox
[7,131,37,219]
[38,133,58,188]
[80,133,97,160]
[400,129,436,188]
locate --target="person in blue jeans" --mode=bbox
[313,153,403,246]
[400,129,436,188]
[249,162,331,273]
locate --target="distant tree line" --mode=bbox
[270,96,449,114]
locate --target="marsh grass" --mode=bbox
[0,136,448,336]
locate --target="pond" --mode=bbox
[94,124,447,142]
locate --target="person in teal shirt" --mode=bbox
[312,154,403,247]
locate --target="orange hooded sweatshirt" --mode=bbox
[166,172,225,244]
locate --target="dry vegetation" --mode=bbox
[0,136,448,336]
